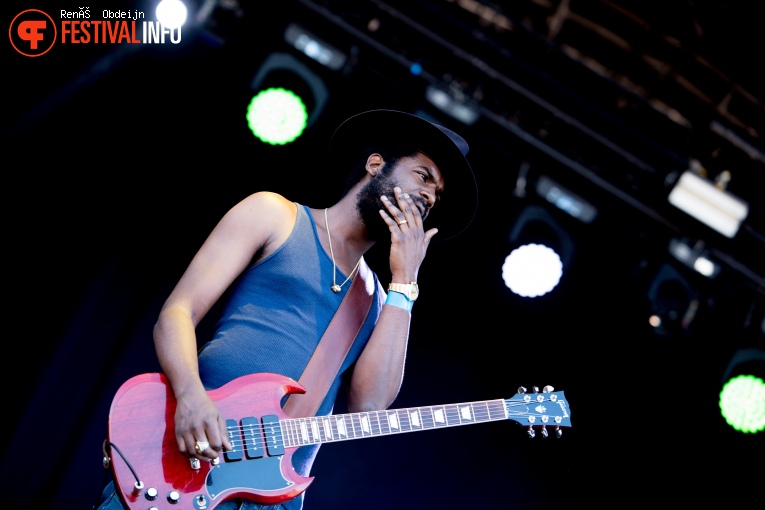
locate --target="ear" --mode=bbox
[365,153,384,177]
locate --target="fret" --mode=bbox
[408,408,422,429]
[372,410,383,436]
[310,417,320,443]
[386,409,400,433]
[419,406,435,429]
[458,403,474,424]
[399,408,412,432]
[431,405,448,427]
[490,400,508,420]
[276,399,528,450]
[351,413,363,437]
[377,410,389,435]
[336,415,349,440]
[359,413,372,436]
[299,419,310,445]
[322,416,333,441]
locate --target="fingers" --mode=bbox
[380,187,423,231]
[176,411,230,464]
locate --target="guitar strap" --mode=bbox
[282,258,375,418]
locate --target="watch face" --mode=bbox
[410,285,419,300]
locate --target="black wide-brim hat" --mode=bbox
[328,109,478,242]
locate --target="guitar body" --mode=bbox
[108,372,313,510]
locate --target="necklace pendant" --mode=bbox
[331,284,342,293]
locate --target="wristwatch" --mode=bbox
[387,282,419,301]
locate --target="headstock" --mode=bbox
[505,385,572,438]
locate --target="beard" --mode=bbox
[355,170,401,242]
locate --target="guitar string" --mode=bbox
[216,401,562,449]
[219,400,558,435]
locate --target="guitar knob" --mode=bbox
[540,425,548,438]
[145,487,158,501]
[556,427,563,438]
[542,385,554,393]
[527,426,536,438]
[517,386,527,394]
[532,386,539,393]
[168,490,181,504]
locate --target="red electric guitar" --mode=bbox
[106,372,572,509]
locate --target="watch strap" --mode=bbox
[385,290,414,312]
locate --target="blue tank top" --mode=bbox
[197,202,383,509]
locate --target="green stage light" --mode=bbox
[246,88,308,145]
[719,374,765,434]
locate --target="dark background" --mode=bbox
[3,1,763,509]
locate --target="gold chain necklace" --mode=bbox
[325,208,362,293]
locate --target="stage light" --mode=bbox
[502,205,573,298]
[719,348,765,434]
[502,244,562,298]
[646,263,698,336]
[246,88,308,145]
[667,169,748,238]
[425,85,480,126]
[284,24,347,71]
[536,175,597,224]
[668,238,721,279]
[155,0,188,29]
[247,52,329,145]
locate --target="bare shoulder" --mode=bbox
[221,191,298,247]
[234,191,297,218]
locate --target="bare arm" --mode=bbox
[346,186,436,412]
[153,192,297,461]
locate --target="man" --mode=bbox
[97,109,477,510]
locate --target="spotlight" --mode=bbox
[247,52,329,145]
[502,205,573,298]
[668,238,721,279]
[536,175,597,224]
[425,85,480,126]
[155,0,189,29]
[646,263,698,336]
[667,169,748,238]
[284,23,347,71]
[719,348,765,434]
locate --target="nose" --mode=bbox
[419,189,436,214]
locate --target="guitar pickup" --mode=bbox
[224,418,243,461]
[261,414,284,456]
[241,417,264,459]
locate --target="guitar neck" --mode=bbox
[280,399,509,448]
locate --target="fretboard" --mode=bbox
[280,399,508,448]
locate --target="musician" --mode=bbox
[96,109,478,510]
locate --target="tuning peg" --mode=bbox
[555,426,562,438]
[527,426,536,438]
[542,385,554,393]
[532,386,539,393]
[517,386,527,394]
[540,425,548,438]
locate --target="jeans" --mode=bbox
[96,480,286,510]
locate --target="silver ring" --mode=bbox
[195,441,210,455]
[397,219,408,225]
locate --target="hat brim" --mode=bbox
[328,109,478,241]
